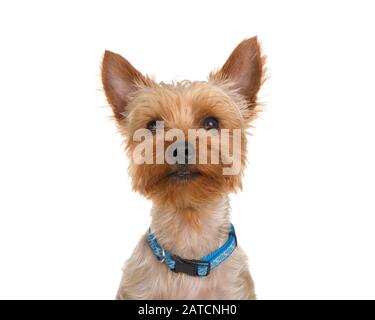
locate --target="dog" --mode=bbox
[101,37,265,299]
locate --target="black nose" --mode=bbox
[170,142,195,164]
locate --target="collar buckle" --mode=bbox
[173,255,211,276]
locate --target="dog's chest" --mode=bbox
[117,236,253,300]
[154,265,235,300]
[143,249,243,299]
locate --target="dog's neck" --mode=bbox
[150,195,232,259]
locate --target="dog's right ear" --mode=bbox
[101,51,151,120]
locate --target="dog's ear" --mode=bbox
[210,37,265,105]
[102,51,151,120]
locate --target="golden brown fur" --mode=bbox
[101,37,265,299]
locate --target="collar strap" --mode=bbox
[146,224,237,277]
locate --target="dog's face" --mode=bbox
[102,37,264,207]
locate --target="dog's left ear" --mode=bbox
[210,37,265,106]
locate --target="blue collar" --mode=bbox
[146,224,237,277]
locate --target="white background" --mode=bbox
[0,0,374,300]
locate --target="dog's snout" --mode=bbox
[167,141,195,164]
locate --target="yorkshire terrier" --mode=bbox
[101,37,265,299]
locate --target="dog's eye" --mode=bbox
[147,120,159,132]
[202,117,219,130]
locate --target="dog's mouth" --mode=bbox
[167,166,201,182]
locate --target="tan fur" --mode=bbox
[101,37,265,300]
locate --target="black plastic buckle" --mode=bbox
[173,256,211,276]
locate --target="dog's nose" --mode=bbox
[167,141,195,164]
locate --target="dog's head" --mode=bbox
[101,37,265,207]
